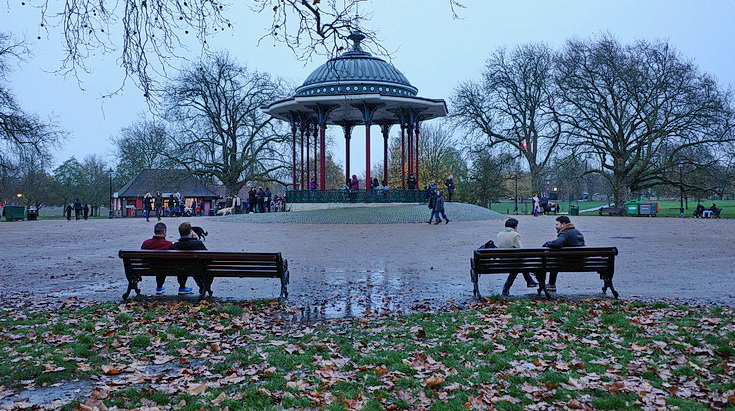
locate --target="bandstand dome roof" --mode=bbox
[295,32,418,98]
[262,31,447,125]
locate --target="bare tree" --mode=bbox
[0,32,64,172]
[466,151,513,207]
[12,1,464,97]
[452,43,561,194]
[164,52,289,197]
[111,115,176,184]
[555,35,735,205]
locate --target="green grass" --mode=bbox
[0,299,732,409]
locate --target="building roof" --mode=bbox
[295,32,418,98]
[117,169,218,198]
[262,30,447,125]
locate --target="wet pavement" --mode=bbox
[1,205,734,320]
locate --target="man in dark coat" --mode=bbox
[444,174,455,202]
[171,222,207,294]
[430,190,449,224]
[542,215,585,292]
[155,192,164,220]
[74,199,82,220]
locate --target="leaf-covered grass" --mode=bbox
[0,298,733,409]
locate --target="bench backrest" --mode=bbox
[472,247,618,274]
[119,250,286,278]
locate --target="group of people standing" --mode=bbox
[65,199,89,220]
[143,192,203,222]
[231,186,273,214]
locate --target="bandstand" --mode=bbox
[261,31,447,203]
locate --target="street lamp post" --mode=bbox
[514,167,519,215]
[108,168,114,219]
[677,160,684,218]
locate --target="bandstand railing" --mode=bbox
[287,189,425,204]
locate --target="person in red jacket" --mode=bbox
[141,222,191,295]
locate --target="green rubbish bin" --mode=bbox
[570,205,579,216]
[625,200,641,216]
[3,205,26,221]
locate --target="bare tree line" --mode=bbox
[452,35,735,206]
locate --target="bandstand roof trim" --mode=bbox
[261,93,448,125]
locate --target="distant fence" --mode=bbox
[287,189,426,204]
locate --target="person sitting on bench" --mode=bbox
[498,218,538,295]
[694,204,706,218]
[170,222,207,294]
[141,222,190,295]
[542,215,585,292]
[707,203,721,218]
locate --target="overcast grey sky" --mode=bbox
[4,0,735,176]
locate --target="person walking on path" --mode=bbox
[541,215,585,292]
[65,203,72,220]
[265,187,272,212]
[83,203,89,220]
[232,194,241,214]
[532,194,541,217]
[74,199,82,220]
[444,174,455,202]
[155,192,164,220]
[143,193,153,221]
[430,190,449,224]
[498,218,538,295]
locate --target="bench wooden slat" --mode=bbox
[119,250,289,300]
[471,246,618,299]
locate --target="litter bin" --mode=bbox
[625,200,641,216]
[638,202,658,217]
[27,206,38,221]
[3,205,25,221]
[570,205,579,216]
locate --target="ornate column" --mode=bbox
[414,120,421,188]
[352,102,383,193]
[289,113,298,189]
[297,114,307,189]
[380,121,393,187]
[305,120,311,188]
[339,121,356,185]
[310,104,336,191]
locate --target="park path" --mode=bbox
[0,211,733,320]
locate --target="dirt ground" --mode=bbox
[1,213,733,319]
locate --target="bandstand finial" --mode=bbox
[347,31,366,52]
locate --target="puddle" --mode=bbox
[0,379,91,409]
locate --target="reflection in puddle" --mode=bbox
[285,262,457,325]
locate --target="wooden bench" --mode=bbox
[470,247,619,299]
[119,250,289,300]
[598,207,625,216]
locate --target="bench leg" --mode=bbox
[601,274,619,299]
[535,272,551,300]
[279,270,289,301]
[471,268,482,300]
[122,275,141,301]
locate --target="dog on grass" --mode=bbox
[191,226,208,242]
[216,206,233,216]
